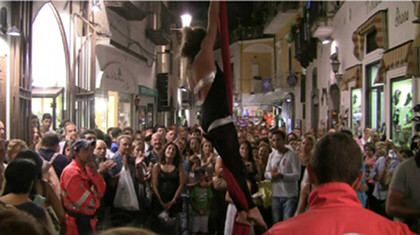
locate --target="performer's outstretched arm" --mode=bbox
[180,1,267,231]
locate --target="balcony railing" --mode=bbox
[263,2,300,28]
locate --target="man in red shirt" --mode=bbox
[61,139,106,235]
[265,133,415,235]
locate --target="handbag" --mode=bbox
[258,179,273,208]
[113,166,140,211]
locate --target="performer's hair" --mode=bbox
[180,26,207,64]
[310,133,361,185]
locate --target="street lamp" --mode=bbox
[330,52,343,82]
[181,13,192,27]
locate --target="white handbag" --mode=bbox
[113,166,140,211]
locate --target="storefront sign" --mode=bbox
[138,85,158,97]
[366,1,382,14]
[101,62,136,94]
[395,7,409,27]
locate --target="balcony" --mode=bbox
[230,25,266,43]
[310,2,342,39]
[105,1,147,21]
[146,2,172,45]
[263,2,300,34]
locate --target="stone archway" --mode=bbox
[32,2,69,129]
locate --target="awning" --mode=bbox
[352,10,388,61]
[374,40,414,84]
[341,64,362,91]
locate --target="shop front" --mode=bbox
[374,40,417,147]
[341,64,362,136]
[95,43,156,132]
[95,62,137,131]
[137,85,157,130]
[390,78,413,146]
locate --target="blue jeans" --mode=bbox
[271,196,298,223]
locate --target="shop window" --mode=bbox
[365,62,384,134]
[390,77,412,146]
[97,91,132,130]
[366,28,378,54]
[95,96,108,132]
[351,88,362,137]
[118,93,132,128]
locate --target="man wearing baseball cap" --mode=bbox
[60,139,106,235]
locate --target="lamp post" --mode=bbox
[175,12,192,126]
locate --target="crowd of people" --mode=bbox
[1,1,420,234]
[0,112,419,234]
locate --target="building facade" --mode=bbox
[0,1,177,142]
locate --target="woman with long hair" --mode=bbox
[295,134,316,215]
[186,136,201,159]
[180,2,266,229]
[151,143,185,233]
[255,143,271,181]
[200,140,216,180]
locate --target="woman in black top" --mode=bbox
[152,143,185,231]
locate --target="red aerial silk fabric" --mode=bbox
[220,3,250,234]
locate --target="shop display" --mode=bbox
[351,88,362,137]
[391,78,412,147]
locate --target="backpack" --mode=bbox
[38,152,61,198]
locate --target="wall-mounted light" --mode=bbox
[322,37,332,45]
[6,26,21,36]
[284,93,293,103]
[0,7,21,36]
[179,86,188,92]
[330,52,343,82]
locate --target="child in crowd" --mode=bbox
[187,155,201,187]
[189,168,213,235]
